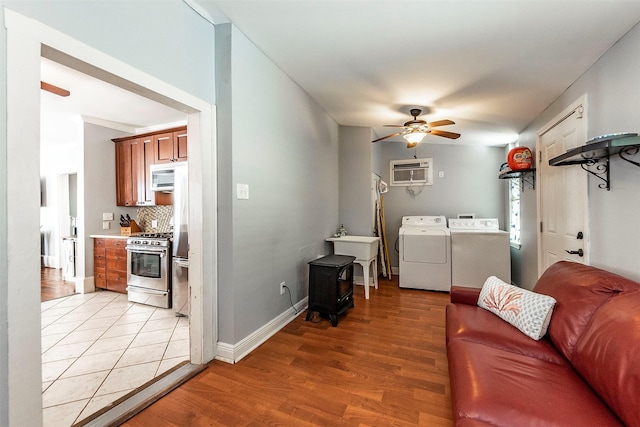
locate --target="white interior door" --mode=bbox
[538,100,589,275]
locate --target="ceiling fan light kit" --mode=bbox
[372,108,460,147]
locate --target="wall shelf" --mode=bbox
[548,133,640,191]
[499,168,536,191]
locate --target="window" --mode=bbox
[509,178,521,247]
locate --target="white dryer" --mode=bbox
[448,218,511,288]
[399,215,451,291]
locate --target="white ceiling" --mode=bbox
[41,58,187,147]
[40,1,640,149]
[198,0,640,146]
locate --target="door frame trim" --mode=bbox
[535,94,589,277]
[4,8,217,425]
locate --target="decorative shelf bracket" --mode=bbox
[580,158,610,191]
[498,169,535,191]
[520,172,535,191]
[548,133,640,191]
[618,145,640,168]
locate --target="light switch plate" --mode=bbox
[102,221,110,230]
[102,212,114,221]
[236,183,249,200]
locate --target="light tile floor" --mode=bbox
[41,290,189,427]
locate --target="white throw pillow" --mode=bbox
[478,276,556,340]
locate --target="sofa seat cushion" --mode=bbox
[572,290,640,427]
[447,340,623,427]
[533,261,640,361]
[446,304,566,365]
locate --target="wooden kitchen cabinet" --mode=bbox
[115,138,144,207]
[94,238,107,289]
[140,135,156,205]
[106,239,128,294]
[94,238,128,294]
[153,127,188,164]
[113,126,187,206]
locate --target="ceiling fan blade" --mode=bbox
[429,129,461,139]
[427,119,455,128]
[41,81,70,97]
[372,132,404,143]
[383,124,407,128]
[406,142,418,149]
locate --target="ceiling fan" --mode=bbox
[372,108,460,148]
[41,81,70,97]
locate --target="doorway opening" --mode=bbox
[5,8,217,427]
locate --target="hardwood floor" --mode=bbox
[41,267,76,302]
[122,275,454,426]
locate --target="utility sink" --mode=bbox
[326,236,379,260]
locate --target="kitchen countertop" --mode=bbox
[89,234,132,239]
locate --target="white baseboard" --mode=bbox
[353,274,376,286]
[76,276,96,294]
[215,297,308,364]
[41,255,60,269]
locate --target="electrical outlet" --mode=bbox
[151,219,158,228]
[102,221,110,230]
[280,281,286,295]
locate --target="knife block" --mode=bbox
[120,220,141,236]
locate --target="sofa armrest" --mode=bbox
[450,286,481,305]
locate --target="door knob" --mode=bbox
[565,249,584,257]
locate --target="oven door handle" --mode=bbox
[126,286,168,296]
[126,249,166,257]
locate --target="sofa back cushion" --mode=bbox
[533,261,640,361]
[572,290,640,427]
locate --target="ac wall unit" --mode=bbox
[390,158,433,186]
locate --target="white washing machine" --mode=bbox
[448,218,511,288]
[399,215,451,291]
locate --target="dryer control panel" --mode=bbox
[448,218,500,230]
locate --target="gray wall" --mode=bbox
[0,3,215,425]
[81,123,135,278]
[380,142,507,269]
[4,0,216,104]
[339,126,376,236]
[216,24,340,345]
[515,22,640,288]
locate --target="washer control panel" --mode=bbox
[401,215,448,228]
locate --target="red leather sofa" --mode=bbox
[446,261,640,426]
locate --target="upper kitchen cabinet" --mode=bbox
[139,134,156,205]
[113,126,187,206]
[153,127,188,164]
[115,138,144,207]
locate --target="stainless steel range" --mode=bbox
[126,232,172,308]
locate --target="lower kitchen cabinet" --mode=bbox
[94,238,128,294]
[94,238,106,289]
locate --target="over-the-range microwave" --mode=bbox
[150,161,187,192]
